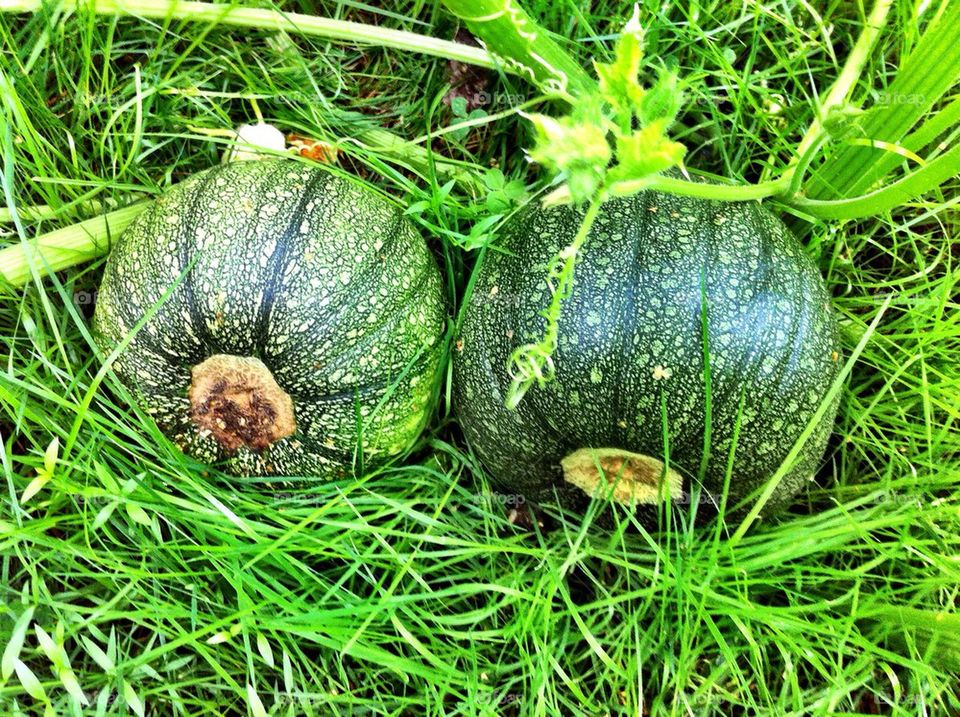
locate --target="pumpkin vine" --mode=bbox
[503,6,686,408]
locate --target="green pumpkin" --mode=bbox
[454,190,841,522]
[93,159,445,477]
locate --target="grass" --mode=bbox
[1,0,959,715]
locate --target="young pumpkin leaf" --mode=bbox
[524,109,611,204]
[594,5,645,123]
[609,120,686,182]
[637,68,683,127]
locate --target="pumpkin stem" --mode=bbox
[188,354,296,452]
[560,448,684,505]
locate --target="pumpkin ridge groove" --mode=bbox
[180,163,234,357]
[743,206,806,399]
[613,191,651,446]
[380,208,408,257]
[264,204,414,371]
[254,166,329,360]
[308,257,438,379]
[712,205,778,403]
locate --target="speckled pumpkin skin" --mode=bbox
[454,190,841,521]
[93,159,445,477]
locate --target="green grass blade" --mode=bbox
[806,0,960,199]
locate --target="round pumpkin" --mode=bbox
[93,159,445,477]
[453,190,841,521]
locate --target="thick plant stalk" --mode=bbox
[0,0,497,68]
[0,203,147,286]
[544,174,793,207]
[441,0,594,100]
[788,142,960,220]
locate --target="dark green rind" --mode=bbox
[453,190,841,521]
[93,159,445,477]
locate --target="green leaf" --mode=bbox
[13,659,46,701]
[637,68,683,127]
[282,650,294,693]
[482,168,505,190]
[247,683,268,717]
[256,633,274,668]
[206,630,232,645]
[485,175,526,214]
[20,475,50,504]
[125,502,151,527]
[525,111,611,203]
[59,668,89,706]
[95,687,113,716]
[449,95,468,117]
[81,636,115,672]
[821,104,865,141]
[91,501,118,531]
[42,436,59,475]
[403,200,430,216]
[93,462,120,494]
[2,606,35,682]
[464,214,503,250]
[594,4,645,123]
[502,178,526,201]
[609,120,686,181]
[449,108,487,141]
[34,625,66,671]
[122,679,145,717]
